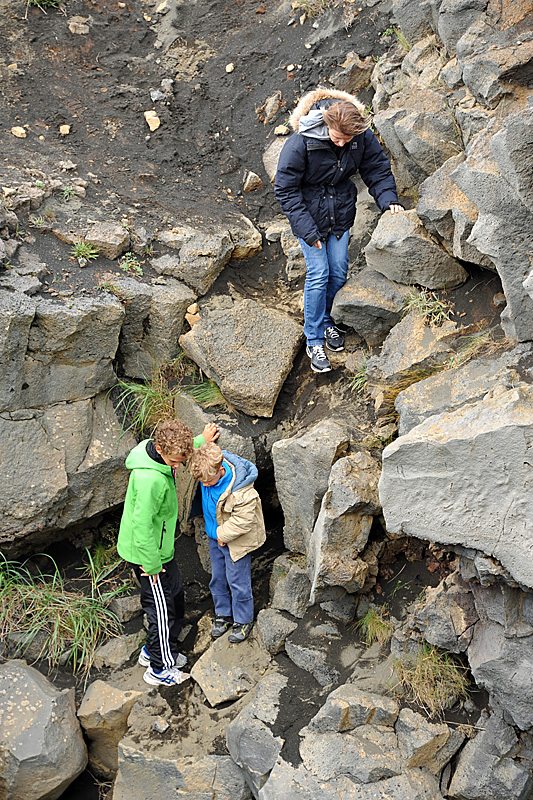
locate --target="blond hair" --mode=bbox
[154,419,194,458]
[190,443,224,483]
[322,101,369,137]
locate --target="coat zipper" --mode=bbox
[160,521,166,549]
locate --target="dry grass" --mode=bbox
[393,643,470,717]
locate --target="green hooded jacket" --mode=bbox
[117,435,204,574]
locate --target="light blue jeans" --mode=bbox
[298,230,350,346]
[208,538,254,625]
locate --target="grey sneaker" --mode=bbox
[324,325,345,352]
[138,645,187,669]
[211,615,233,639]
[306,344,332,373]
[228,622,254,644]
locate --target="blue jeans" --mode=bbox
[208,538,254,624]
[298,230,350,346]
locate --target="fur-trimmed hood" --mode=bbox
[289,87,367,131]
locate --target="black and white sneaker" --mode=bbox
[306,344,332,373]
[228,622,254,643]
[324,325,345,352]
[211,615,233,639]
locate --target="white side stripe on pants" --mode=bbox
[150,574,173,668]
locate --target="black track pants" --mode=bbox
[133,559,184,672]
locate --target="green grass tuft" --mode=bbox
[356,605,394,646]
[404,288,453,327]
[72,241,100,261]
[347,354,368,395]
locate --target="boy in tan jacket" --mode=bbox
[189,443,266,643]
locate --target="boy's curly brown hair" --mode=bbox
[154,419,194,458]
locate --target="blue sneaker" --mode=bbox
[138,645,187,669]
[143,665,190,686]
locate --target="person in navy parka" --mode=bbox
[275,88,403,373]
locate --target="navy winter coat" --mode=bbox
[275,107,399,247]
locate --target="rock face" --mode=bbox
[112,275,196,379]
[0,660,87,799]
[0,292,123,412]
[180,298,303,417]
[0,392,136,550]
[451,108,533,343]
[364,210,468,290]
[380,383,533,590]
[308,452,381,600]
[449,710,533,800]
[272,419,351,553]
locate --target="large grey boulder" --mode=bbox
[0,292,123,412]
[179,298,303,417]
[85,220,130,259]
[308,452,381,600]
[260,760,445,799]
[432,0,487,56]
[395,707,464,773]
[305,685,399,734]
[331,269,406,347]
[255,608,298,654]
[364,210,468,290]
[448,711,533,799]
[0,660,87,800]
[391,0,434,44]
[395,347,523,435]
[284,639,340,688]
[272,418,351,553]
[77,680,144,777]
[379,383,533,590]
[271,561,311,618]
[414,570,479,654]
[226,672,287,797]
[0,392,136,551]
[451,110,533,342]
[112,275,195,379]
[154,224,233,295]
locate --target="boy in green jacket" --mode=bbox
[117,418,219,686]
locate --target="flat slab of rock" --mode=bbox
[114,747,252,800]
[180,298,303,417]
[365,210,468,290]
[395,346,523,435]
[367,311,457,384]
[84,220,130,259]
[300,726,403,783]
[380,382,533,590]
[191,631,271,706]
